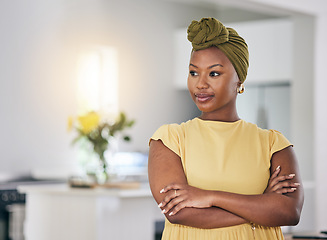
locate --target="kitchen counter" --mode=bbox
[18,183,164,240]
[18,182,153,197]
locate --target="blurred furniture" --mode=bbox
[0,174,65,240]
[285,232,327,239]
[18,184,163,240]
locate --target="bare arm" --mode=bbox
[160,146,304,227]
[148,139,247,229]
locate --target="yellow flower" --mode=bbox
[77,112,100,134]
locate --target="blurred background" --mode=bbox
[0,0,326,239]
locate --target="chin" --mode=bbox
[196,106,214,113]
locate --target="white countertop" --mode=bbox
[17,183,153,198]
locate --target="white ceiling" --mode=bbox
[162,0,316,18]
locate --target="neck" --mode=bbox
[199,108,240,122]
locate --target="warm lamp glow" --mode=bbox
[76,47,118,115]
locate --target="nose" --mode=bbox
[196,75,209,89]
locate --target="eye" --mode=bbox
[209,71,220,77]
[189,71,198,76]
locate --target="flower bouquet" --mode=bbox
[68,111,135,182]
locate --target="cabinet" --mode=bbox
[229,19,293,137]
[227,18,293,83]
[236,83,291,139]
[18,184,163,240]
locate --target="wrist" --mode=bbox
[207,190,219,207]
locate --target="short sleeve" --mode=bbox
[269,129,293,159]
[149,124,183,157]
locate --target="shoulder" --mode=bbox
[237,120,267,137]
[241,120,287,138]
[255,124,290,145]
[239,120,291,145]
[151,119,197,138]
[149,119,195,147]
[152,122,184,138]
[149,120,195,157]
[241,120,292,156]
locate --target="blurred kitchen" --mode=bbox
[0,0,327,239]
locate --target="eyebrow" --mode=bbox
[189,63,224,68]
[209,64,224,68]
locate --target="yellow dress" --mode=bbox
[150,118,292,240]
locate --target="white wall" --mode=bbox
[291,14,315,232]
[0,0,215,175]
[0,0,76,176]
[314,13,327,231]
[245,0,327,231]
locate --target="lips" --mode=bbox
[195,93,214,102]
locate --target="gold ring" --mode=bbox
[175,190,177,197]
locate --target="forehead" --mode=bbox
[190,46,232,68]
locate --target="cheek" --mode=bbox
[187,77,193,93]
[212,80,236,99]
[228,82,238,94]
[222,74,239,95]
[187,78,197,101]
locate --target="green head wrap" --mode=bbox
[187,17,249,83]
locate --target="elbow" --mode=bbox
[290,217,300,226]
[284,215,300,227]
[166,213,183,225]
[264,211,300,227]
[164,208,190,225]
[287,209,301,226]
[263,204,302,227]
[277,195,304,227]
[287,198,304,226]
[280,207,302,226]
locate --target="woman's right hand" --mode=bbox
[264,166,301,194]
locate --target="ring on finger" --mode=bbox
[175,190,177,197]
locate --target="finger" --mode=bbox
[275,187,297,194]
[286,182,301,189]
[162,195,185,214]
[285,188,297,194]
[270,165,281,179]
[269,174,296,188]
[158,190,175,208]
[271,181,296,191]
[168,201,188,216]
[160,183,182,193]
[267,166,281,186]
[272,181,300,192]
[274,174,296,183]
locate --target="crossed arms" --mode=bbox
[148,139,304,229]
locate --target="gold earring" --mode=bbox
[237,84,245,94]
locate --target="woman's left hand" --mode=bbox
[158,183,213,216]
[264,166,300,194]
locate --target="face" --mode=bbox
[187,46,240,119]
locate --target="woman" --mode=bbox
[148,17,303,239]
